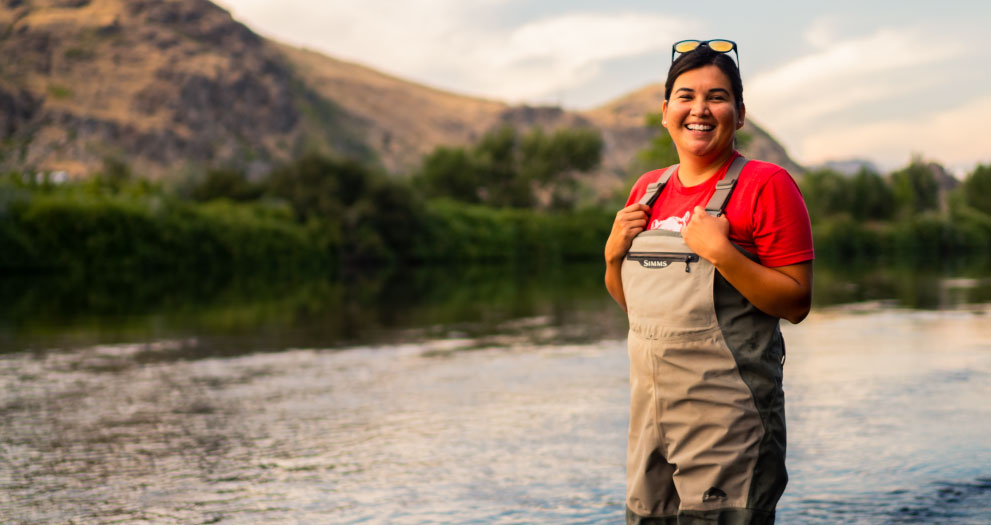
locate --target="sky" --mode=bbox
[214,0,991,175]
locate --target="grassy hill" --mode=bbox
[0,0,804,188]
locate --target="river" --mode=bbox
[1,260,989,523]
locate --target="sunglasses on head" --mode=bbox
[671,39,739,65]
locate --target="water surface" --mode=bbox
[1,261,989,523]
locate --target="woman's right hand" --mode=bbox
[604,203,650,264]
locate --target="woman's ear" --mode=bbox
[736,102,746,130]
[661,100,669,127]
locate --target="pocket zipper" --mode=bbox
[626,252,700,272]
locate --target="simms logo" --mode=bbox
[638,259,670,268]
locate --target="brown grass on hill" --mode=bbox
[0,0,803,185]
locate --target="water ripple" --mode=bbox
[1,311,989,523]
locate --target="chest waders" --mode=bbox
[622,157,787,525]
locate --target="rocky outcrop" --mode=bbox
[0,85,39,140]
[0,0,360,176]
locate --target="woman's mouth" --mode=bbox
[685,123,714,132]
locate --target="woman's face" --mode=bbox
[662,64,745,163]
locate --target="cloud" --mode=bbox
[474,12,693,101]
[798,94,991,171]
[216,1,691,104]
[745,26,967,163]
[747,27,961,123]
[803,16,841,49]
[216,0,479,72]
[750,27,957,99]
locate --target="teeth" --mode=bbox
[687,123,714,131]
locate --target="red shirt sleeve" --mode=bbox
[750,170,815,267]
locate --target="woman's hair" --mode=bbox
[664,46,743,109]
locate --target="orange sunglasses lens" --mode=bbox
[674,41,702,54]
[708,40,735,53]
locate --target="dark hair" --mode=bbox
[664,46,743,109]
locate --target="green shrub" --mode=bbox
[2,192,332,275]
[411,200,611,264]
[961,164,991,213]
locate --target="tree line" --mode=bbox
[1,121,988,276]
[799,161,990,260]
[0,126,611,275]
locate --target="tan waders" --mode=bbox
[621,157,787,525]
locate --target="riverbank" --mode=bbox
[3,179,989,279]
[0,176,614,274]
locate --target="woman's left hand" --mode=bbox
[682,205,732,265]
[684,206,812,323]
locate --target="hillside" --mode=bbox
[275,43,510,174]
[0,0,371,177]
[0,0,804,185]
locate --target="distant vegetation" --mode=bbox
[415,126,602,210]
[0,165,333,276]
[0,126,611,275]
[799,161,991,260]
[1,123,988,277]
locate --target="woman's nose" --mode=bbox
[690,98,709,116]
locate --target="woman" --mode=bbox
[604,40,814,524]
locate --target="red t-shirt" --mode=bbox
[625,152,814,268]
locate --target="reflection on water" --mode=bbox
[813,256,991,310]
[0,263,631,356]
[1,259,990,523]
[3,256,990,354]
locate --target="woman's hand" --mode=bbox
[604,203,650,312]
[605,203,650,264]
[683,206,812,323]
[682,205,733,265]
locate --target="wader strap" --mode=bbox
[638,165,679,208]
[704,156,748,216]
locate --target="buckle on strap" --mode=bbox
[639,164,678,207]
[704,157,747,216]
[705,179,738,215]
[639,182,662,206]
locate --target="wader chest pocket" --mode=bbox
[626,252,700,272]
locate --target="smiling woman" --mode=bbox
[662,65,743,177]
[603,42,814,525]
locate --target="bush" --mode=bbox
[414,126,603,210]
[411,199,611,263]
[811,216,884,261]
[961,163,991,213]
[1,192,332,275]
[890,161,940,217]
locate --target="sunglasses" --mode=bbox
[671,39,739,65]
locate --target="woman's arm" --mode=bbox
[604,203,651,312]
[683,205,813,323]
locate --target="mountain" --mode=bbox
[275,43,510,174]
[0,0,804,186]
[0,0,383,178]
